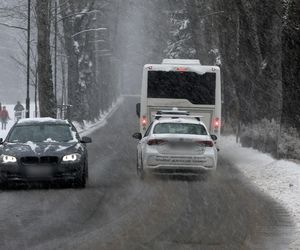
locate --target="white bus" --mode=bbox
[136,59,221,137]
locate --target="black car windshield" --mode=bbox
[153,123,208,135]
[7,124,75,143]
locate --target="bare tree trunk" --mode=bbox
[36,0,56,118]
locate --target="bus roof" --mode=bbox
[162,59,201,65]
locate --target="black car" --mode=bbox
[0,118,92,188]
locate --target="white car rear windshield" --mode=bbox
[153,123,208,135]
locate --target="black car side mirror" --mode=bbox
[0,138,3,144]
[81,136,92,143]
[136,103,141,118]
[132,132,142,140]
[210,134,218,141]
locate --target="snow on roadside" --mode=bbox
[0,97,123,140]
[73,96,123,136]
[220,136,300,249]
[0,103,40,140]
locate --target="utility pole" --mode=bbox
[54,0,58,106]
[26,0,31,118]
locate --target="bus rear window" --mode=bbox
[147,71,216,105]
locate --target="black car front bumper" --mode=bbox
[0,162,83,183]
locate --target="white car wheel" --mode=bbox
[137,154,145,180]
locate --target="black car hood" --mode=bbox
[1,141,81,157]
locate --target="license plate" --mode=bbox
[26,166,52,177]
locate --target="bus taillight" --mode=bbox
[214,118,220,129]
[142,116,147,128]
[176,67,188,72]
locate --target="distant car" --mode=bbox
[0,118,92,188]
[132,111,218,178]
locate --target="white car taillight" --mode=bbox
[196,140,214,147]
[147,139,167,146]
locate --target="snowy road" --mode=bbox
[0,97,296,250]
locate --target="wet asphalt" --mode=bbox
[0,96,295,250]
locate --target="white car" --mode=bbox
[132,113,218,178]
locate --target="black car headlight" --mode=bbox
[62,153,81,163]
[1,155,17,164]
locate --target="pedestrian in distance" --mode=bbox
[0,106,10,130]
[14,101,25,121]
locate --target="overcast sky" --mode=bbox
[0,0,28,105]
[0,25,27,105]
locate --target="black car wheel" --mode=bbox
[0,181,8,189]
[74,165,87,188]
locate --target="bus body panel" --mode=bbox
[147,99,215,132]
[139,62,221,137]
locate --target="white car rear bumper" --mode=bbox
[143,154,217,171]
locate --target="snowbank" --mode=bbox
[0,97,123,140]
[220,136,300,249]
[73,96,123,136]
[0,103,40,140]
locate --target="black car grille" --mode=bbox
[21,156,59,165]
[40,156,59,164]
[21,157,39,164]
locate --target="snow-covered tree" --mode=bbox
[165,1,196,59]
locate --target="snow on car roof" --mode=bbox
[154,117,205,125]
[17,117,69,125]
